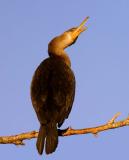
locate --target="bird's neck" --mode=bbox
[48,48,71,67]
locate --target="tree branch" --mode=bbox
[0,113,129,145]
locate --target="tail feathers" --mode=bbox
[36,125,46,155]
[45,123,58,154]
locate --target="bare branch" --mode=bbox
[0,131,38,145]
[61,113,129,136]
[0,113,129,145]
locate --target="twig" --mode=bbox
[0,113,129,145]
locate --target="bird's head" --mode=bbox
[48,17,89,53]
[61,16,89,48]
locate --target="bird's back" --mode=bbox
[31,57,75,127]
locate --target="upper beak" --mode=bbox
[72,16,89,38]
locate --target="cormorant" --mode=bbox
[31,17,89,155]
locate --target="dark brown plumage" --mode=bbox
[31,17,89,155]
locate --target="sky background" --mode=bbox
[0,0,129,159]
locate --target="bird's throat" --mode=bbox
[48,49,71,67]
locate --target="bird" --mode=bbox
[30,17,89,155]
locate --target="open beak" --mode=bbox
[72,16,89,38]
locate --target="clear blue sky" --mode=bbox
[0,0,129,159]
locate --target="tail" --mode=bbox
[45,122,58,154]
[36,123,58,155]
[36,125,46,155]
